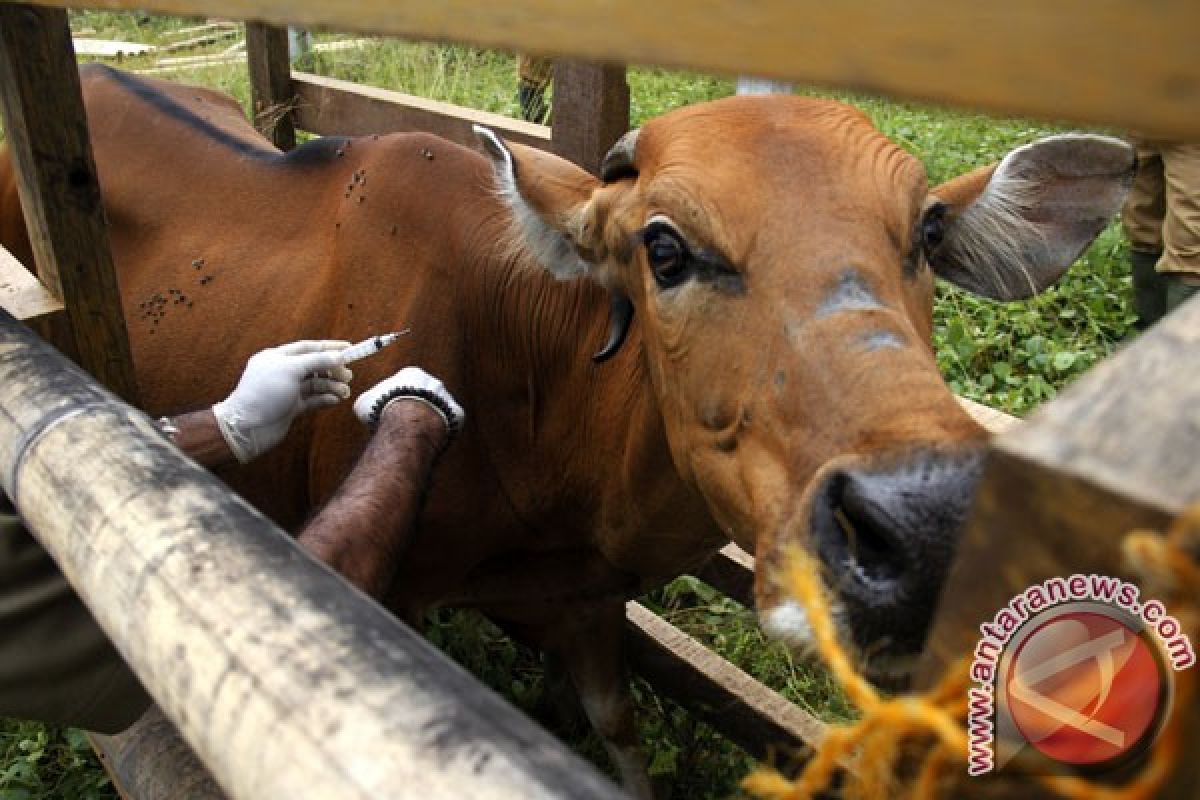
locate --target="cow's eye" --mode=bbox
[643,225,690,288]
[921,203,948,252]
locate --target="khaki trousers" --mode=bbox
[518,55,554,91]
[1122,140,1200,277]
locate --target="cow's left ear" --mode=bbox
[925,134,1135,301]
[473,125,619,283]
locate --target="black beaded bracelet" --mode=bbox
[368,387,462,439]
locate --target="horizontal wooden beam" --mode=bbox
[292,72,551,151]
[0,243,62,322]
[0,309,625,800]
[693,543,755,609]
[13,0,1200,138]
[626,602,827,761]
[956,395,1020,435]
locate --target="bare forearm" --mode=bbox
[298,400,448,598]
[165,409,237,467]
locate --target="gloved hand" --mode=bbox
[213,340,354,463]
[353,367,464,437]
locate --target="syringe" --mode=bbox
[339,329,410,364]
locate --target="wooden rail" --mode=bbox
[0,244,62,323]
[16,0,1200,138]
[626,603,827,761]
[292,72,551,151]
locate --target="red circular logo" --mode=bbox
[1004,610,1164,766]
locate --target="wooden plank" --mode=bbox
[957,395,1020,435]
[155,51,240,67]
[90,707,226,800]
[72,38,154,56]
[0,244,63,322]
[625,602,827,760]
[291,71,551,151]
[551,61,629,176]
[17,0,1200,138]
[693,543,756,608]
[0,308,627,800]
[154,38,363,67]
[245,22,295,150]
[162,21,237,40]
[917,298,1200,796]
[0,3,139,403]
[159,26,239,53]
[137,58,243,76]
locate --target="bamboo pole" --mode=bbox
[0,309,626,800]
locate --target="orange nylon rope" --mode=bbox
[745,505,1200,800]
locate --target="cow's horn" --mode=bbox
[600,129,640,182]
[592,291,634,363]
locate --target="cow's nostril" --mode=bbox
[803,450,984,666]
[812,471,908,593]
[831,501,904,585]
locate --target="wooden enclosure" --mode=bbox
[0,1,1197,798]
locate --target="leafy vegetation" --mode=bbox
[0,722,114,800]
[1,11,1138,800]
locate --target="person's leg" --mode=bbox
[1122,142,1168,329]
[0,500,150,733]
[517,55,554,123]
[1158,142,1200,314]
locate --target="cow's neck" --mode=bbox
[463,235,727,579]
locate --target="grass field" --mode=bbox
[0,11,1138,800]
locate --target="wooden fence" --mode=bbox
[0,1,1197,798]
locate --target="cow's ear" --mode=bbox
[925,134,1135,301]
[474,125,612,283]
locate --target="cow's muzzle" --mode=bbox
[807,448,984,665]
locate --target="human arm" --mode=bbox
[296,368,463,599]
[162,409,234,468]
[161,340,353,467]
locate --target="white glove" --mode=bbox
[353,367,464,436]
[213,340,354,463]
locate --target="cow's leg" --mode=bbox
[541,650,591,736]
[549,600,654,800]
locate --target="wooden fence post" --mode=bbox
[551,61,629,175]
[0,3,139,403]
[245,22,297,151]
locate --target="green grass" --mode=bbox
[0,722,114,800]
[1,11,1140,799]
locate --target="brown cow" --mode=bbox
[0,65,1133,796]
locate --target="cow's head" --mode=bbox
[474,95,1132,678]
